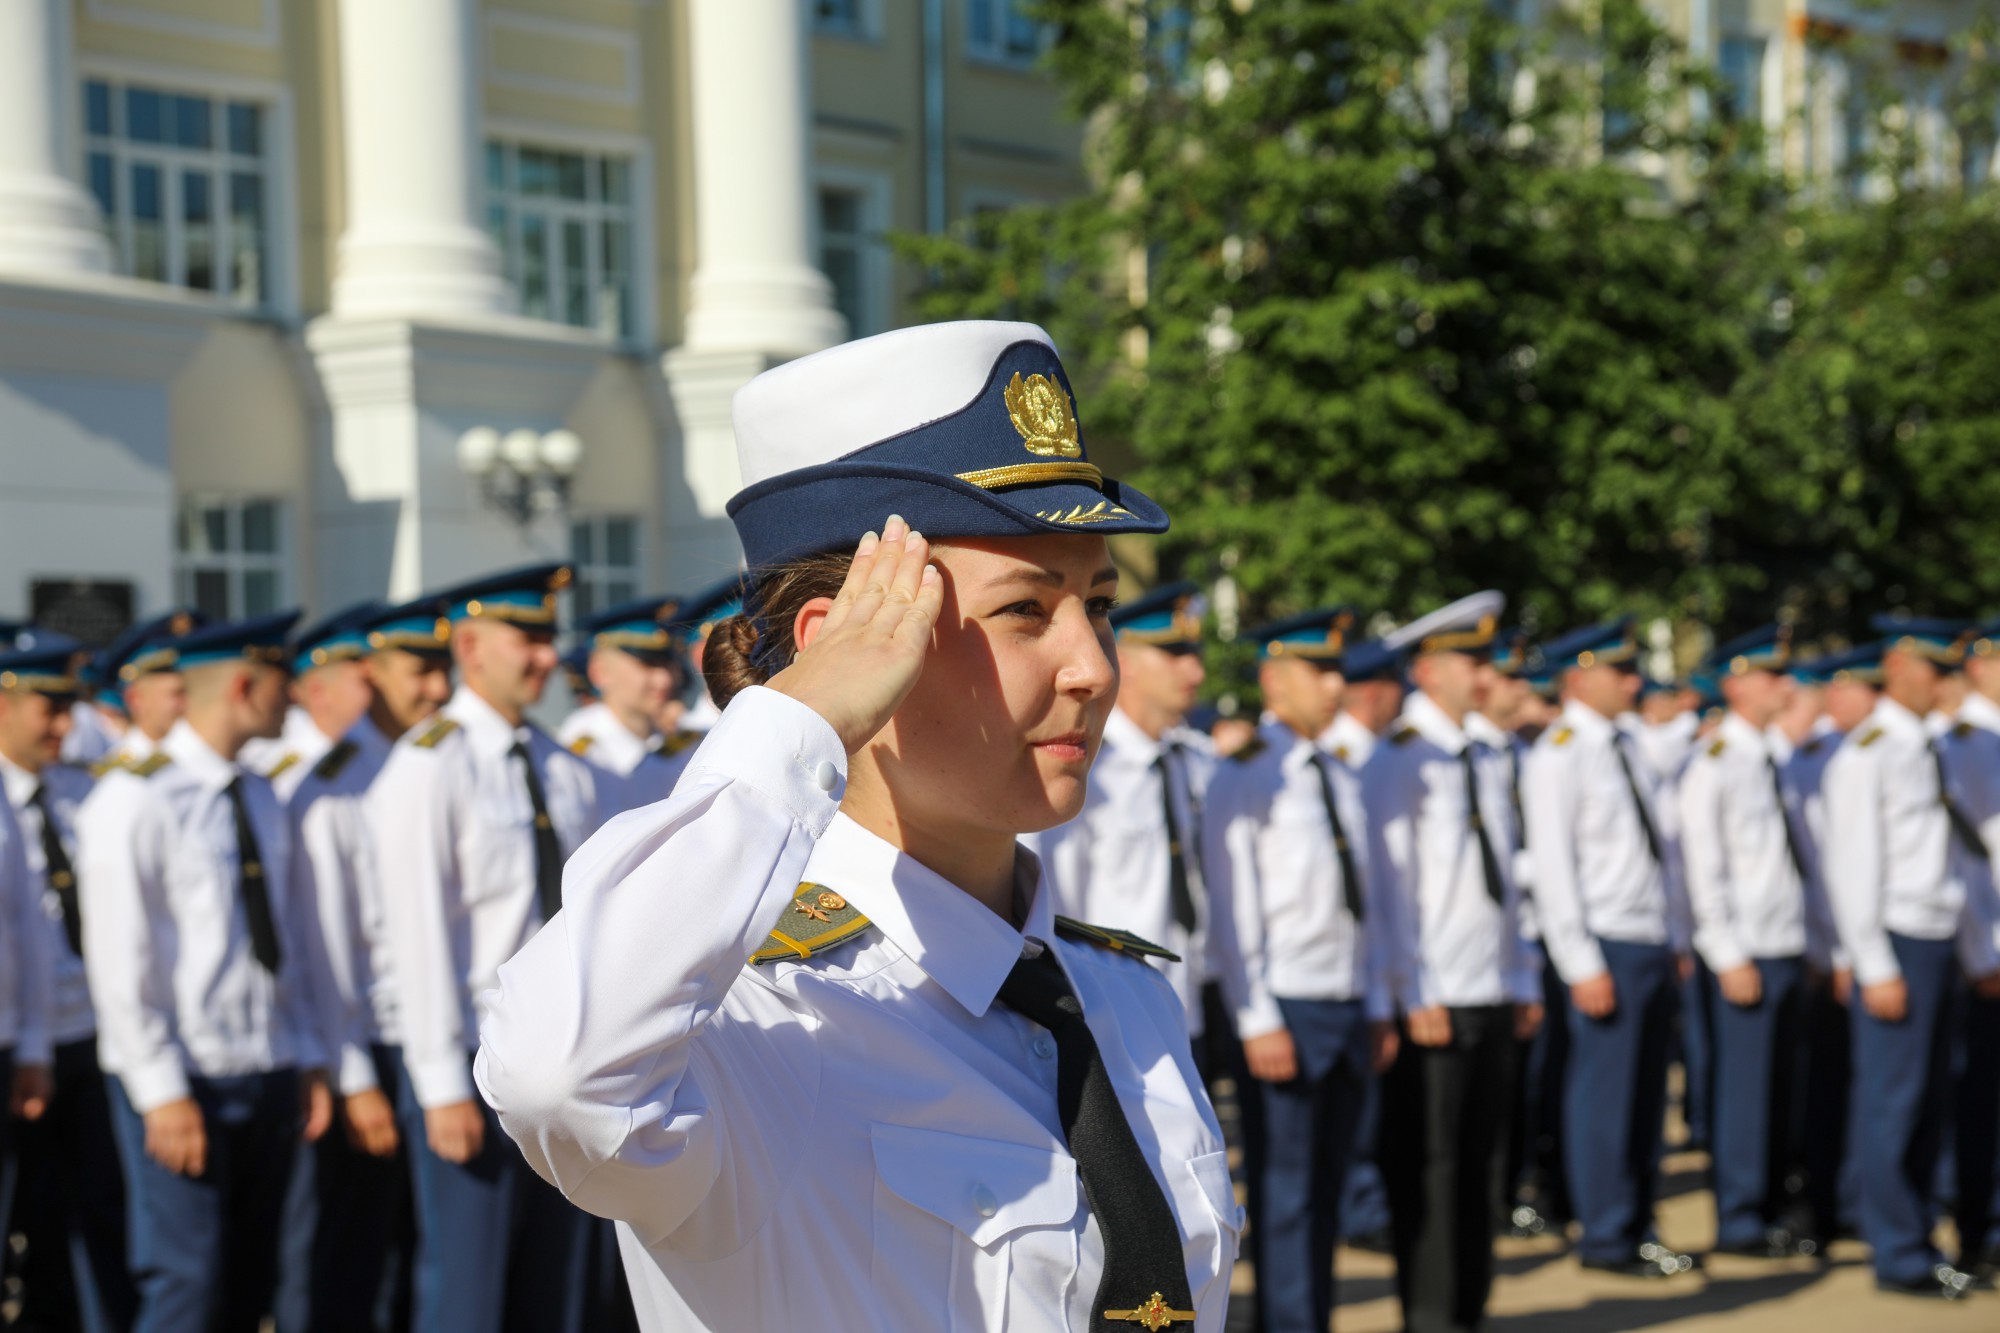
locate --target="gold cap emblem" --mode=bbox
[1003,372,1083,459]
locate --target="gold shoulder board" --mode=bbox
[567,735,595,756]
[1954,721,1975,739]
[88,755,127,779]
[265,753,301,781]
[750,883,876,965]
[312,739,360,782]
[1856,727,1884,749]
[1707,738,1727,758]
[1552,727,1574,747]
[413,719,461,750]
[1229,734,1268,765]
[659,731,700,757]
[1390,726,1419,747]
[128,754,173,778]
[1053,915,1182,963]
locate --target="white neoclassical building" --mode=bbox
[0,0,1083,636]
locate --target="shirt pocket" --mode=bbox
[870,1123,1080,1329]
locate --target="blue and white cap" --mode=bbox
[726,322,1168,569]
[1250,608,1356,663]
[363,596,454,656]
[1701,623,1793,676]
[1872,614,1972,669]
[174,610,303,671]
[1539,617,1642,673]
[668,577,747,643]
[435,564,572,629]
[1385,591,1506,657]
[1794,642,1885,687]
[290,601,379,673]
[1112,582,1204,650]
[579,594,683,665]
[0,643,89,697]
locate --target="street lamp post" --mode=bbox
[457,426,584,527]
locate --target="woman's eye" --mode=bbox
[1089,597,1120,618]
[1001,600,1047,620]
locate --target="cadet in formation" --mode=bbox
[557,594,699,808]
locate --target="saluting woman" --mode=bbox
[476,323,1240,1330]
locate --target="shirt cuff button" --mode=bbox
[814,760,839,794]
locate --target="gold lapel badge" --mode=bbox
[1105,1293,1196,1329]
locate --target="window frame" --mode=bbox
[174,495,291,621]
[964,0,1047,70]
[813,0,881,42]
[815,167,893,340]
[483,132,651,347]
[568,513,645,624]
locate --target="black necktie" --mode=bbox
[28,784,81,956]
[1312,755,1366,923]
[1461,747,1507,905]
[1508,744,1528,853]
[511,741,565,920]
[1612,736,1664,865]
[223,777,281,973]
[1930,739,1991,864]
[1152,754,1197,934]
[1764,755,1810,883]
[999,949,1195,1328]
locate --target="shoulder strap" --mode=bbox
[413,718,461,750]
[749,883,877,965]
[1053,915,1182,963]
[129,754,173,778]
[312,738,361,781]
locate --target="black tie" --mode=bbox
[1508,744,1528,852]
[1930,739,1991,864]
[1612,736,1664,865]
[999,949,1195,1328]
[1461,747,1507,905]
[1312,755,1366,923]
[28,784,81,956]
[223,778,281,973]
[1152,754,1198,934]
[1765,755,1810,883]
[511,741,565,920]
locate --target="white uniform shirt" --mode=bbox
[1962,690,2000,737]
[476,687,1238,1333]
[288,717,400,1095]
[75,721,327,1110]
[1940,720,2000,971]
[0,754,96,1045]
[556,701,691,813]
[1523,700,1689,985]
[103,727,163,772]
[0,793,49,1063]
[1030,705,1212,1036]
[1201,720,1387,1037]
[1320,710,1380,771]
[1677,713,1832,973]
[1631,712,1700,786]
[1363,694,1536,1012]
[60,702,120,768]
[242,707,338,804]
[1821,697,1995,987]
[372,687,603,1109]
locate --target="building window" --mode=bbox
[818,184,880,338]
[967,0,1043,65]
[815,0,870,37]
[485,142,638,341]
[83,79,271,306]
[176,497,287,620]
[1717,35,1766,125]
[570,515,641,621]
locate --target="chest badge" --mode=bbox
[1106,1293,1196,1328]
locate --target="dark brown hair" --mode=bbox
[702,553,852,708]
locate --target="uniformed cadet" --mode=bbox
[666,576,745,736]
[87,609,203,772]
[1361,592,1540,1333]
[1821,617,1994,1299]
[1205,605,1391,1333]
[274,596,453,1333]
[557,641,596,707]
[0,662,54,1315]
[241,604,380,802]
[0,642,137,1332]
[75,611,334,1332]
[556,594,698,811]
[1955,617,2000,1284]
[1675,625,1831,1259]
[1032,580,1213,1047]
[1522,618,1698,1278]
[1967,618,2000,736]
[371,564,606,1333]
[479,322,1237,1331]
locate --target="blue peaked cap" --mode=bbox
[431,563,572,629]
[1702,622,1794,675]
[0,643,89,696]
[174,610,303,670]
[1539,618,1641,672]
[1341,638,1406,683]
[1872,614,1971,668]
[1793,641,1886,687]
[1250,607,1355,663]
[580,594,684,664]
[668,577,746,641]
[1112,581,1203,649]
[291,601,380,673]
[87,608,206,692]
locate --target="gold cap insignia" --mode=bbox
[1003,372,1083,459]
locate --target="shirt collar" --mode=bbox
[1563,698,1620,740]
[1963,692,2000,732]
[1319,710,1375,758]
[1872,695,1927,738]
[1404,690,1469,753]
[0,752,38,804]
[801,813,1061,1019]
[589,705,652,770]
[1103,704,1163,762]
[1720,711,1770,754]
[447,685,532,756]
[163,720,240,787]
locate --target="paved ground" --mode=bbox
[1230,1151,1998,1331]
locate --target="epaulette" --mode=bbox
[567,735,595,757]
[88,755,127,779]
[1551,727,1574,747]
[1389,726,1419,747]
[1053,915,1182,963]
[265,752,301,782]
[1954,721,1975,740]
[128,754,172,778]
[1706,738,1727,758]
[312,739,360,782]
[1229,734,1269,764]
[412,719,460,750]
[1331,744,1350,762]
[1801,739,1823,755]
[750,883,876,964]
[1855,727,1884,749]
[658,731,700,757]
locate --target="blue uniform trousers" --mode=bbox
[1254,997,1370,1333]
[1851,932,1957,1285]
[1802,980,1857,1240]
[108,1069,299,1333]
[1509,950,1572,1225]
[278,1044,411,1332]
[1679,957,1717,1152]
[1953,988,2000,1266]
[1709,955,1805,1247]
[12,1038,138,1333]
[1338,1073,1391,1240]
[392,1048,590,1333]
[1564,939,1676,1264]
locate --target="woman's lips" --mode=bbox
[1032,731,1090,763]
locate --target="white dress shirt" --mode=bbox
[1363,693,1537,1012]
[242,707,339,804]
[0,792,49,1063]
[1201,720,1387,1037]
[1524,700,1689,985]
[1030,705,1213,1036]
[60,701,120,768]
[372,687,603,1109]
[1962,690,2000,737]
[1320,710,1381,771]
[556,701,691,813]
[476,686,1237,1333]
[75,721,327,1111]
[1677,712,1833,973]
[103,728,163,772]
[1,754,96,1046]
[289,717,400,1096]
[1822,697,1995,988]
[1630,712,1700,787]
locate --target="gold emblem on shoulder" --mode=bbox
[1856,727,1884,749]
[751,883,875,964]
[567,735,595,756]
[1552,727,1574,747]
[129,754,173,778]
[413,718,460,750]
[1707,739,1727,758]
[1106,1293,1196,1328]
[266,753,301,781]
[1390,727,1419,747]
[1003,372,1084,459]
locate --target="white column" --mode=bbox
[682,0,844,356]
[0,0,112,277]
[331,0,511,319]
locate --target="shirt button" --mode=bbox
[972,1185,998,1219]
[1032,1035,1056,1060]
[813,761,838,793]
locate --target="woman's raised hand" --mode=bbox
[767,516,944,754]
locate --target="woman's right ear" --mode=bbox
[792,597,838,657]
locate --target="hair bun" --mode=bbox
[702,614,765,709]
